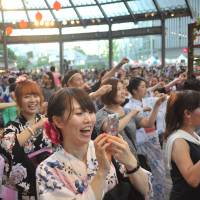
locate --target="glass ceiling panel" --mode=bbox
[157,0,187,11]
[102,2,129,17]
[47,0,71,8]
[77,6,104,19]
[1,0,24,9]
[53,8,78,20]
[28,10,54,22]
[128,0,156,14]
[72,0,96,6]
[4,11,27,22]
[24,0,48,9]
[98,0,122,3]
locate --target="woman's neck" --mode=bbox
[21,112,36,122]
[181,125,195,136]
[132,94,142,101]
[104,104,125,117]
[63,141,88,162]
[104,104,122,112]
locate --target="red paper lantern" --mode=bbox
[35,11,42,22]
[182,48,188,54]
[19,20,28,29]
[5,26,13,36]
[53,1,61,11]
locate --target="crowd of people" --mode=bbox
[0,59,199,200]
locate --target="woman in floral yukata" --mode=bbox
[36,88,152,200]
[0,77,51,199]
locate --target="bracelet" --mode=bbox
[27,126,34,136]
[126,162,140,175]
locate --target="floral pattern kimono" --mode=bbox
[36,141,152,200]
[124,97,166,200]
[0,114,52,198]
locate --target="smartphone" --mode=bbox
[105,113,119,136]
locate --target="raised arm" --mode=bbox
[139,95,166,128]
[0,102,16,110]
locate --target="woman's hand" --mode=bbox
[130,109,140,117]
[143,107,152,112]
[155,93,166,107]
[33,117,48,131]
[94,134,112,175]
[107,135,137,170]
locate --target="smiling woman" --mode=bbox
[0,77,52,199]
[36,88,152,200]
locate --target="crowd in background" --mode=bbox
[0,59,200,200]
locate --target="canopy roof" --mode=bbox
[0,0,193,28]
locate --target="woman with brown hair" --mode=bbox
[165,90,200,200]
[0,77,51,199]
[36,87,151,200]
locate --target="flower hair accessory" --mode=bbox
[16,74,28,84]
[44,121,61,144]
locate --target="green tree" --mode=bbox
[37,56,49,67]
[16,56,30,69]
[102,40,121,64]
[0,45,17,60]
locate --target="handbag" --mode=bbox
[27,147,52,167]
[103,158,145,200]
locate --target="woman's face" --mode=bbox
[150,77,158,87]
[114,82,126,105]
[20,94,41,115]
[68,73,84,88]
[190,107,200,127]
[62,99,96,145]
[134,81,147,98]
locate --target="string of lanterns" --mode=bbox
[5,1,61,36]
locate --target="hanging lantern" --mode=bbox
[182,48,188,54]
[35,11,42,22]
[19,20,28,29]
[5,26,13,36]
[53,1,61,11]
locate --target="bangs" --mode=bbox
[20,82,41,96]
[15,80,43,106]
[69,88,96,113]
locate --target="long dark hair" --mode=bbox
[164,90,200,139]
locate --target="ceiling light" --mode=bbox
[62,20,67,25]
[45,21,50,27]
[40,21,44,26]
[34,21,39,26]
[50,21,55,26]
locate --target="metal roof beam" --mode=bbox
[121,0,137,23]
[0,0,5,25]
[185,0,195,19]
[43,0,58,23]
[94,0,110,25]
[152,0,162,18]
[0,8,190,29]
[5,26,162,44]
[68,0,86,27]
[21,0,31,23]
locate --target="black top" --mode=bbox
[170,140,200,200]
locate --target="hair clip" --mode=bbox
[16,75,28,84]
